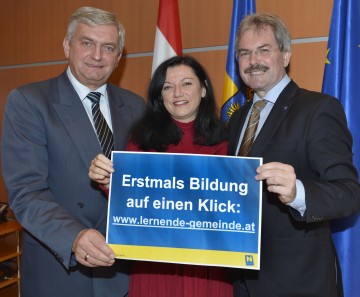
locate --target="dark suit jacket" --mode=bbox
[1,71,146,297]
[228,80,360,297]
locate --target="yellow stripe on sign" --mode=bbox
[109,244,259,269]
[221,72,239,105]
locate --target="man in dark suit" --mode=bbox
[227,13,360,297]
[1,7,145,297]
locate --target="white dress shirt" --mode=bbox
[66,67,113,132]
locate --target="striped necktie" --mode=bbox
[87,92,114,159]
[238,100,267,156]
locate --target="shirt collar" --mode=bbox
[253,74,291,104]
[66,67,107,101]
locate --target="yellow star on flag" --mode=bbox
[325,48,330,64]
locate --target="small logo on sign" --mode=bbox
[245,255,254,266]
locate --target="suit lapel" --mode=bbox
[249,80,299,157]
[52,72,102,170]
[107,86,127,150]
[108,86,144,151]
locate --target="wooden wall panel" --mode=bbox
[0,0,234,66]
[0,0,159,66]
[180,1,232,47]
[257,0,333,38]
[290,42,329,92]
[110,56,153,99]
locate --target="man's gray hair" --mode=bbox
[235,13,292,53]
[66,6,125,52]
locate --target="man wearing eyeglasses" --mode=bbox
[227,13,360,297]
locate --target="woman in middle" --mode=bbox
[89,55,232,297]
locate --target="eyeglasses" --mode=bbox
[235,48,279,61]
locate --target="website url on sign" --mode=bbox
[112,215,255,233]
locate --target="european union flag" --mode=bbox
[221,0,256,123]
[322,1,360,296]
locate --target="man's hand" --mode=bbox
[72,229,115,267]
[255,162,297,204]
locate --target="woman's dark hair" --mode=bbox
[130,55,227,151]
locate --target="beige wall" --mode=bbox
[0,0,333,203]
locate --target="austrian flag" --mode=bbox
[152,0,183,75]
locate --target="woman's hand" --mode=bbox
[89,154,114,188]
